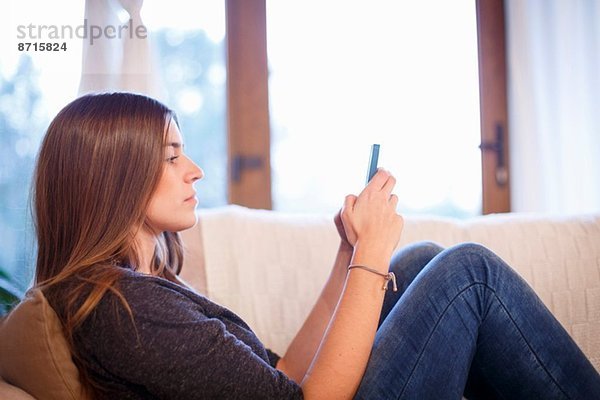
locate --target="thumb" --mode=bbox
[344,194,357,206]
[343,194,357,215]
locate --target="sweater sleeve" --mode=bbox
[77,277,303,399]
[265,348,281,368]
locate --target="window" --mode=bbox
[0,0,228,289]
[266,1,483,217]
[1,0,84,288]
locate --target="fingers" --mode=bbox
[390,193,399,207]
[367,168,391,190]
[381,174,396,197]
[367,168,397,198]
[343,194,357,211]
[340,195,356,221]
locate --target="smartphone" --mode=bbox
[366,144,380,184]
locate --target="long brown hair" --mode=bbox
[31,92,184,397]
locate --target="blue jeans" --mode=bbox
[354,242,600,399]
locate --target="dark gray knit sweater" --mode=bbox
[74,269,303,399]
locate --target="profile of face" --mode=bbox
[145,120,203,234]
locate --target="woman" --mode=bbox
[33,92,599,399]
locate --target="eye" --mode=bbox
[166,155,180,164]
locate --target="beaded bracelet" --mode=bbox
[348,264,398,292]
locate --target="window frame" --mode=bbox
[226,0,511,214]
[226,0,272,209]
[476,0,511,214]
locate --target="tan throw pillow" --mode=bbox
[0,376,36,400]
[0,289,87,400]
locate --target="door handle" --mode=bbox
[231,154,263,183]
[479,123,508,186]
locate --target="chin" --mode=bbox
[175,215,198,232]
[153,212,198,233]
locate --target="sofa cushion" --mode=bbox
[0,289,86,400]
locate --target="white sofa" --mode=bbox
[1,205,599,399]
[180,205,600,372]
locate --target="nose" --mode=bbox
[185,157,204,183]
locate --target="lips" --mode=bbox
[184,193,197,202]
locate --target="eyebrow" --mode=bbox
[166,142,185,149]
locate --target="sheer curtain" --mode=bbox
[78,0,165,101]
[506,0,600,214]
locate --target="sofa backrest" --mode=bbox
[180,205,600,372]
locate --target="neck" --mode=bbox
[133,227,158,275]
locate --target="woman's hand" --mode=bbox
[339,168,404,272]
[300,169,403,399]
[334,207,356,248]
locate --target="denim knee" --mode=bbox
[388,241,445,279]
[391,241,444,265]
[412,240,445,256]
[446,242,494,257]
[435,242,511,285]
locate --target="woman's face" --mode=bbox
[145,121,203,234]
